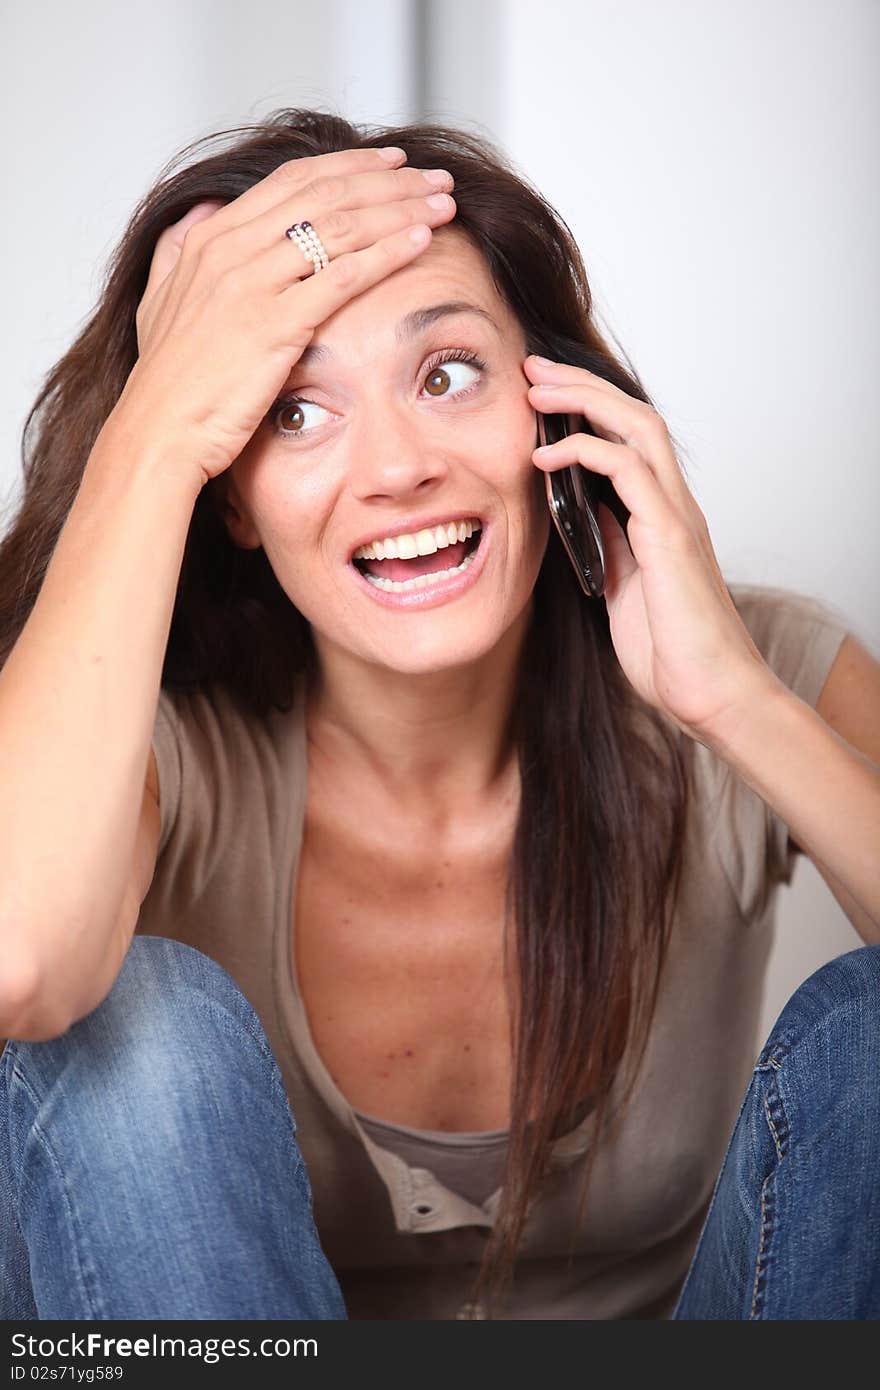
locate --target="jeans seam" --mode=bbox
[749,1171,772,1319]
[749,1068,790,1319]
[763,1088,785,1162]
[670,1067,768,1318]
[7,1060,103,1320]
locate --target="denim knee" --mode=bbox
[1,937,339,1321]
[2,935,292,1143]
[754,943,880,1158]
[757,944,880,1071]
[671,945,880,1321]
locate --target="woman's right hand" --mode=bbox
[111,147,457,491]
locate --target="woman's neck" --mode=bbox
[306,605,531,817]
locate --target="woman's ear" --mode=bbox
[208,475,262,550]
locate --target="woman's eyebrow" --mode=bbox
[296,301,499,368]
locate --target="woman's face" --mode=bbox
[219,226,550,676]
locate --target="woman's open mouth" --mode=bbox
[349,516,486,607]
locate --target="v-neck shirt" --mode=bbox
[137,583,849,1319]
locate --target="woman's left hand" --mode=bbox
[524,355,779,745]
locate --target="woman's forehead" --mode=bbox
[412,225,500,298]
[314,230,520,353]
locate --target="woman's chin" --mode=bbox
[325,595,534,681]
[362,626,506,679]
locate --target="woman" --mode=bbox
[0,108,878,1321]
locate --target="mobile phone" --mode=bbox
[537,409,631,599]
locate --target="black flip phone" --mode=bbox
[537,409,632,599]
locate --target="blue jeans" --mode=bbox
[1,937,878,1320]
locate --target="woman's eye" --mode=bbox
[420,354,483,399]
[271,351,485,440]
[273,399,328,438]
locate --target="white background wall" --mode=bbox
[2,0,875,1049]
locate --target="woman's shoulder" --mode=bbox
[155,675,305,744]
[685,582,852,917]
[725,581,850,707]
[151,676,307,861]
[726,579,848,641]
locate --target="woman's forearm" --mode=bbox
[0,415,201,1034]
[704,677,880,941]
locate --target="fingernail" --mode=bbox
[534,355,554,365]
[378,146,406,163]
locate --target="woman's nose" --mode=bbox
[345,407,451,501]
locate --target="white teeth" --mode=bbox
[415,528,437,555]
[352,517,481,561]
[361,545,480,592]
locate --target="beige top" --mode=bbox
[136,584,849,1320]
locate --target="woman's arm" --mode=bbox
[703,634,880,945]
[0,429,199,1037]
[523,355,878,943]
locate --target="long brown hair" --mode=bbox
[0,107,690,1308]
